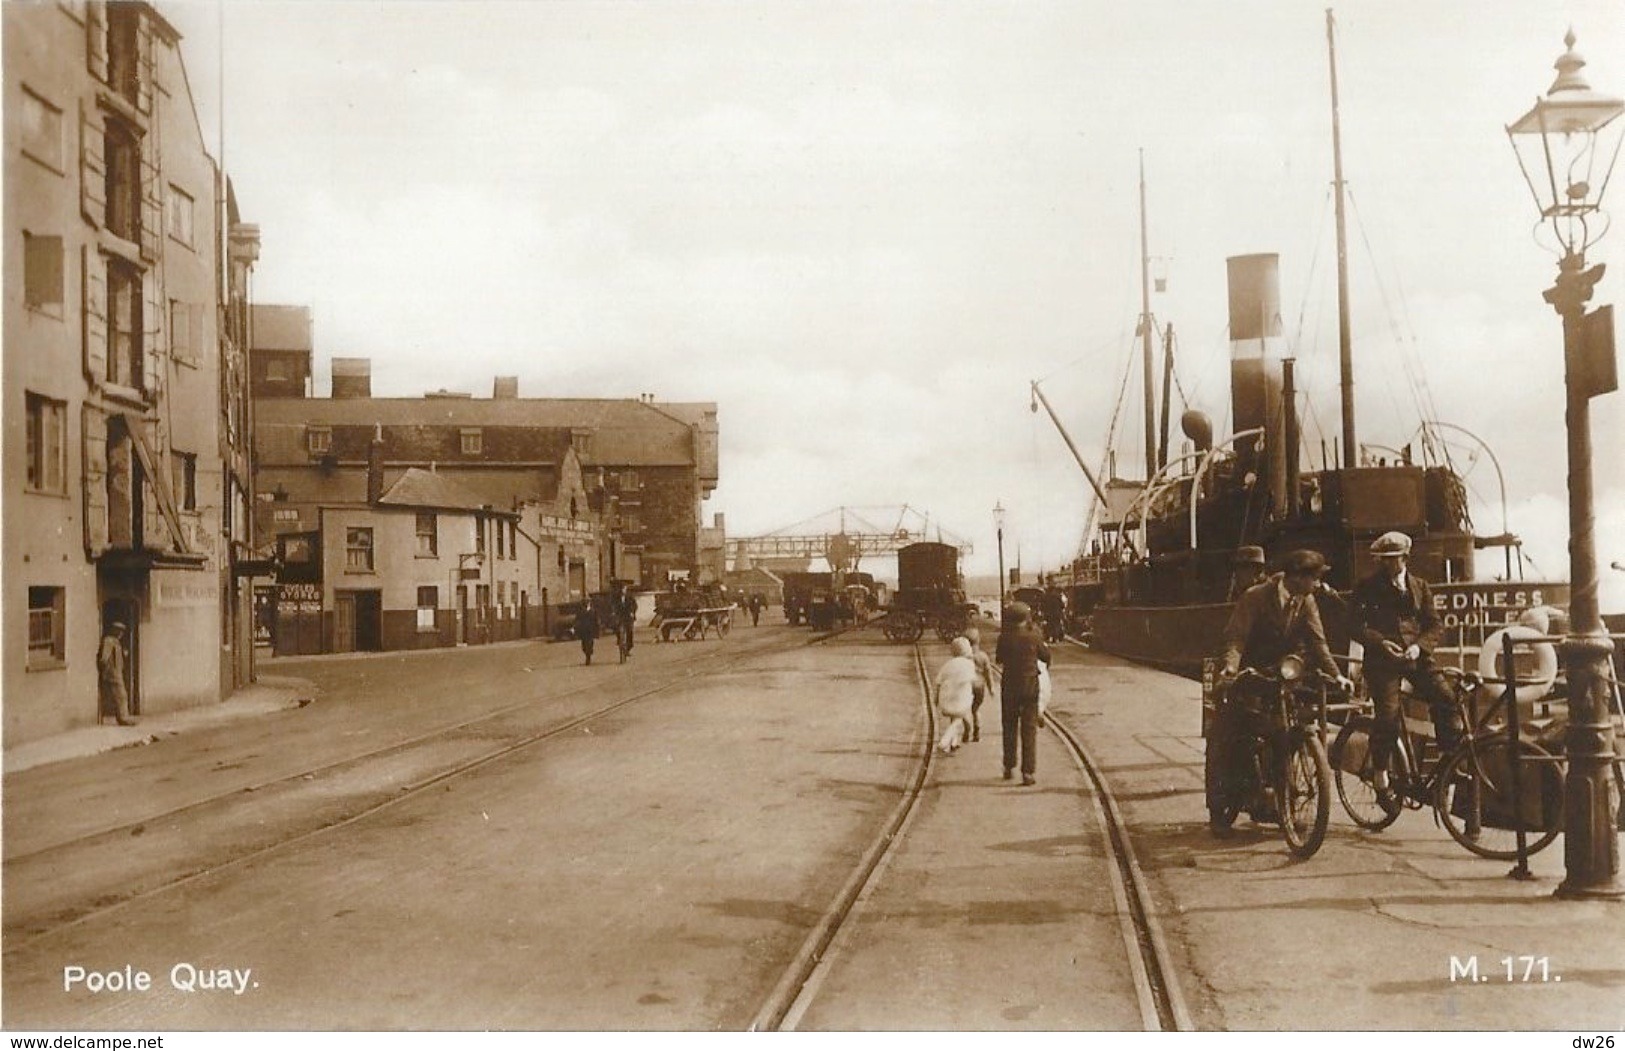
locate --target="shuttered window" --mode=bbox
[25,393,67,494]
[106,258,142,391]
[27,587,66,669]
[24,233,65,314]
[21,86,64,172]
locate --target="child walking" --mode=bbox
[934,637,978,754]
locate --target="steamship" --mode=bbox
[1044,13,1567,678]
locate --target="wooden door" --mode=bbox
[334,592,357,653]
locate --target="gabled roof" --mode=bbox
[253,397,710,467]
[377,468,493,513]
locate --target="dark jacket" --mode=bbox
[1221,575,1339,678]
[996,623,1051,699]
[574,605,600,641]
[1350,570,1443,675]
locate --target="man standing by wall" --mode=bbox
[98,622,137,726]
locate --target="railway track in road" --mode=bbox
[753,638,1192,1032]
[3,625,844,953]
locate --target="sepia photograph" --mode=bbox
[3,0,1623,1040]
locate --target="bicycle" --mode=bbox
[1208,654,1343,859]
[616,619,634,663]
[1331,666,1566,859]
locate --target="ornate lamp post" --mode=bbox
[994,502,1007,612]
[1506,29,1624,900]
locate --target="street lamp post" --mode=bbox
[994,502,1007,612]
[1507,30,1625,900]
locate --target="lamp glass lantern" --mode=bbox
[1506,31,1625,259]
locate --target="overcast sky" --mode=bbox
[164,1,1625,607]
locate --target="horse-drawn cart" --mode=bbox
[653,605,733,641]
[876,541,977,643]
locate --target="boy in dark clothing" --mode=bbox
[995,602,1051,785]
[575,603,600,665]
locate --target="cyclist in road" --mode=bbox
[611,581,638,659]
[1350,531,1462,812]
[1210,549,1350,833]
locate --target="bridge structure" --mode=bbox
[732,506,972,574]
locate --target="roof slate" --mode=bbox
[378,468,495,512]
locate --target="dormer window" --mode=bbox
[307,427,332,455]
[460,428,482,455]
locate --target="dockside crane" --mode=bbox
[733,505,972,574]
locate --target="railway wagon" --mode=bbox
[883,542,975,642]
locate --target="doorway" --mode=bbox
[334,590,383,652]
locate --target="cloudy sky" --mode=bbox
[164,1,1625,606]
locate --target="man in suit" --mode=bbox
[1209,549,1349,833]
[1351,531,1462,811]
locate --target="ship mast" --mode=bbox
[1327,9,1356,468]
[1138,149,1157,478]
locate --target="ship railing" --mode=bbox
[1185,428,1265,552]
[1118,449,1210,551]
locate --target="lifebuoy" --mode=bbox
[1477,625,1558,704]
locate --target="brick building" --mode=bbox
[5,1,259,745]
[248,303,311,398]
[254,363,719,599]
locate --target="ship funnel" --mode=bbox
[1181,410,1213,453]
[1226,253,1287,514]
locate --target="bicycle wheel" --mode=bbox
[1279,734,1333,858]
[1433,735,1563,860]
[1332,717,1403,831]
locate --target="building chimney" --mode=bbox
[494,376,518,399]
[332,357,372,400]
[367,424,384,504]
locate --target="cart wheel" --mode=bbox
[935,611,967,643]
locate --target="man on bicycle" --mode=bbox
[1210,549,1350,833]
[1351,531,1463,811]
[611,581,638,657]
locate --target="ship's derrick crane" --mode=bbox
[733,506,971,573]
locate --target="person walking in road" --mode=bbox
[1351,531,1462,812]
[575,601,601,665]
[995,602,1050,785]
[611,583,638,657]
[934,636,978,754]
[749,593,763,627]
[97,621,137,725]
[961,626,994,743]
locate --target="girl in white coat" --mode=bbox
[935,636,978,753]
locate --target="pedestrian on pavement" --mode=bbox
[749,593,763,627]
[574,602,600,665]
[934,636,978,754]
[97,621,138,725]
[961,626,994,743]
[995,602,1050,785]
[1350,531,1461,812]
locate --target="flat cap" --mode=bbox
[1370,531,1413,557]
[1233,545,1266,566]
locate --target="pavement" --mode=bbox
[1047,642,1625,1032]
[3,672,317,775]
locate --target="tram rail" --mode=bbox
[4,625,842,952]
[753,636,1192,1032]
